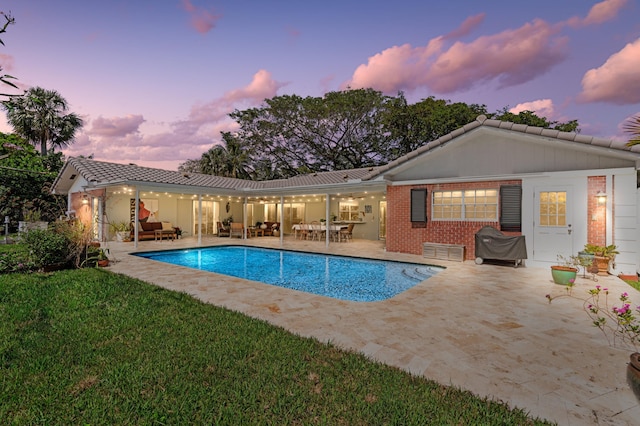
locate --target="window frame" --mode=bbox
[431,188,498,221]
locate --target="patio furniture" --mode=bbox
[230,222,244,238]
[217,221,230,237]
[310,221,325,241]
[338,223,354,242]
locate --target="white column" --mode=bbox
[134,189,139,249]
[325,193,330,247]
[198,194,202,246]
[280,196,284,247]
[243,197,248,239]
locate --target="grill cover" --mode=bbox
[475,226,527,261]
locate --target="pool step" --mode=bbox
[401,267,434,281]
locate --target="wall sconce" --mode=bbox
[596,191,607,205]
[82,194,89,205]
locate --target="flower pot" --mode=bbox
[627,352,640,403]
[550,265,577,285]
[594,255,611,276]
[97,259,109,267]
[618,273,638,282]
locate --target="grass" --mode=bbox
[0,269,553,425]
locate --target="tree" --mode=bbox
[179,133,254,179]
[229,89,394,179]
[624,113,640,147]
[0,11,18,97]
[0,133,66,230]
[2,86,83,156]
[491,108,580,133]
[383,94,488,156]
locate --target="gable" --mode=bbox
[382,126,639,182]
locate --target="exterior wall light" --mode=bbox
[596,191,607,205]
[82,193,89,204]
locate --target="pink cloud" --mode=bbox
[567,0,628,27]
[175,69,286,134]
[181,0,222,34]
[443,13,485,40]
[89,115,145,137]
[578,38,640,104]
[345,18,567,94]
[509,99,556,119]
[0,53,14,71]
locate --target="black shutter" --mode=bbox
[410,189,427,222]
[500,185,521,232]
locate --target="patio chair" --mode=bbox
[339,223,354,242]
[217,221,230,237]
[229,222,244,238]
[298,223,310,240]
[310,221,325,241]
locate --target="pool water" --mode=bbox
[134,246,442,302]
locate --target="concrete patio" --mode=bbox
[105,235,640,425]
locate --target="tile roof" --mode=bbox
[54,157,381,194]
[361,114,640,180]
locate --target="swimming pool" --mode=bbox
[134,246,442,302]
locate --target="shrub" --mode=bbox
[0,246,36,273]
[22,228,71,268]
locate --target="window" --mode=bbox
[432,189,497,220]
[539,191,566,226]
[339,201,359,221]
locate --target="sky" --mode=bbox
[1,0,639,171]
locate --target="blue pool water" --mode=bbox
[134,246,442,302]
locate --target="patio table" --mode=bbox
[291,224,347,241]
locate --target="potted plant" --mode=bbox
[584,244,619,275]
[109,221,131,242]
[547,285,640,402]
[97,249,109,267]
[551,255,578,285]
[18,208,48,233]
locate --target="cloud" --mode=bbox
[89,115,145,137]
[174,69,286,135]
[443,13,485,40]
[0,53,14,71]
[567,0,628,27]
[345,18,568,94]
[509,99,556,119]
[181,0,222,34]
[578,38,640,104]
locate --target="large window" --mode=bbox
[539,191,566,226]
[339,201,359,221]
[432,189,497,220]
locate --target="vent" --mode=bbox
[500,185,522,232]
[423,243,465,262]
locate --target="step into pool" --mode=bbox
[134,246,443,302]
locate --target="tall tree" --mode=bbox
[624,113,640,147]
[383,94,488,156]
[2,86,83,156]
[230,89,394,179]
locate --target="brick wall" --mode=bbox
[386,180,522,259]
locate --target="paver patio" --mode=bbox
[106,236,640,425]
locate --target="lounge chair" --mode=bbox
[217,221,230,237]
[230,222,244,238]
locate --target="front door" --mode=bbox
[533,187,573,262]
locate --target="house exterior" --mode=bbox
[52,115,640,274]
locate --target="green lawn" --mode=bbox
[0,269,552,425]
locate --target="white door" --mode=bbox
[533,187,573,262]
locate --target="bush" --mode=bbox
[0,245,36,273]
[22,228,71,268]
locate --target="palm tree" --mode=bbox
[2,87,83,155]
[624,113,640,147]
